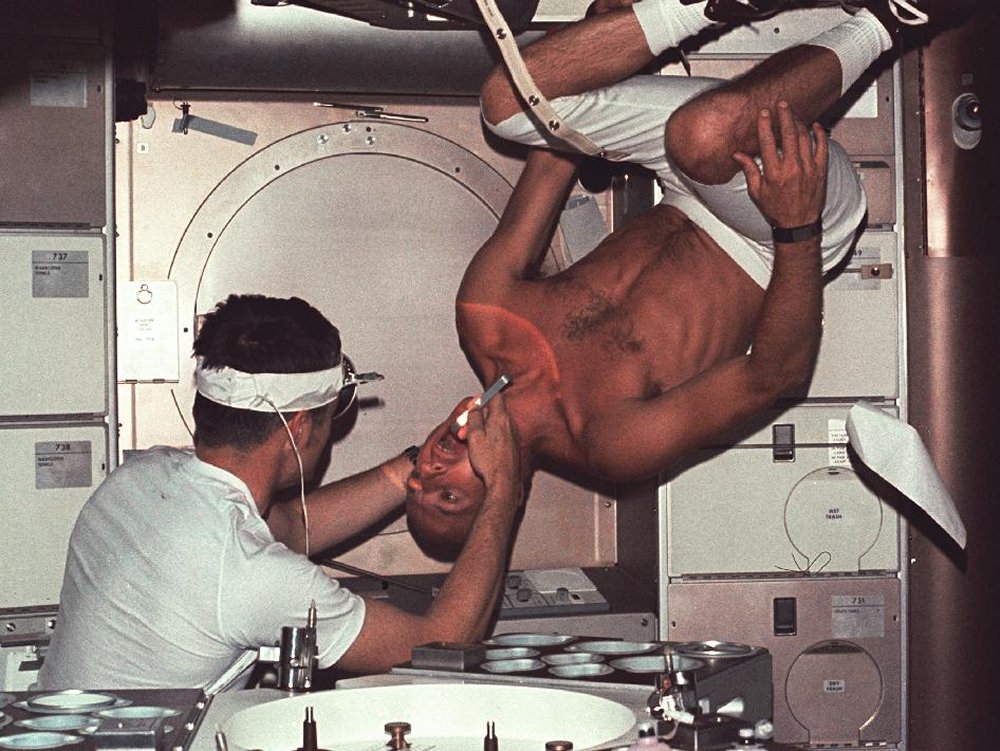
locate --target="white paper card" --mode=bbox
[846,402,966,548]
[117,281,180,382]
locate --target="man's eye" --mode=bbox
[442,491,458,503]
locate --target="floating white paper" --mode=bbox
[846,402,966,548]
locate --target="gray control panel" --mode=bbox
[500,567,609,618]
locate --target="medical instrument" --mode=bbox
[276,602,318,693]
[449,374,511,438]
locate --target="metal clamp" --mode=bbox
[860,262,894,280]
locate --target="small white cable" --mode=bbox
[265,398,311,558]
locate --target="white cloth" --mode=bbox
[37,447,365,690]
[195,359,345,412]
[486,75,867,288]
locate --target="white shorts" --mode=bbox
[485,75,867,288]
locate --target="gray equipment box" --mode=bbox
[664,403,901,577]
[666,576,902,748]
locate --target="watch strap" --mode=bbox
[772,220,822,244]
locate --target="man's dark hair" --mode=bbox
[192,294,342,450]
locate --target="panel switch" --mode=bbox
[772,424,795,462]
[773,597,797,636]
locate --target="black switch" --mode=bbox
[773,597,797,636]
[772,423,795,462]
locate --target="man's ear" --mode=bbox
[287,410,312,444]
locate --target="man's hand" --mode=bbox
[464,394,523,509]
[335,395,523,675]
[732,101,829,230]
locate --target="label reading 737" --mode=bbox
[32,250,89,298]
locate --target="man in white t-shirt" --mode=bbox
[39,293,523,689]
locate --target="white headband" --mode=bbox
[195,358,344,412]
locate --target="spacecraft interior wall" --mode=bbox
[116,97,619,577]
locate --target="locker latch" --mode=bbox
[772,423,795,462]
[860,262,894,280]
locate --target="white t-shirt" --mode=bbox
[38,446,365,690]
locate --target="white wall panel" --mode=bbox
[0,423,108,609]
[0,232,108,417]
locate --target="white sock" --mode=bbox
[633,0,716,56]
[807,9,894,96]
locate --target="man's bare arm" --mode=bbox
[734,102,828,390]
[458,147,579,301]
[582,104,828,480]
[267,454,412,554]
[333,396,523,673]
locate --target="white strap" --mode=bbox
[474,0,628,160]
[888,0,929,25]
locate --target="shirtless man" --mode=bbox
[405,0,955,551]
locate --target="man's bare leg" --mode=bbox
[668,0,982,185]
[481,1,895,185]
[480,0,713,125]
[665,11,895,184]
[664,46,844,185]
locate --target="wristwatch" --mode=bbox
[772,219,822,243]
